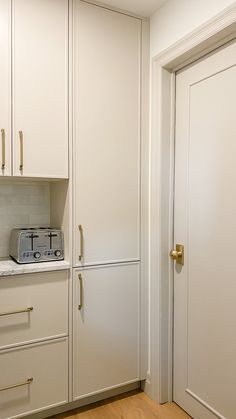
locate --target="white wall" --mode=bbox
[150,0,236,57]
[0,181,50,258]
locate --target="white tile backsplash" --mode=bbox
[0,181,50,258]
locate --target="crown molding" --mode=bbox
[153,2,236,70]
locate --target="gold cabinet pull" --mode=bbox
[0,377,33,392]
[78,224,84,261]
[0,306,33,317]
[169,244,184,266]
[78,273,83,310]
[19,130,23,171]
[1,129,5,170]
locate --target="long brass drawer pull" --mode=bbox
[78,273,83,310]
[78,224,84,261]
[0,377,33,392]
[19,130,23,171]
[0,306,33,317]
[1,129,5,170]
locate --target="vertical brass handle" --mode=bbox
[0,377,33,392]
[1,129,5,170]
[78,273,83,310]
[19,130,23,171]
[78,224,84,261]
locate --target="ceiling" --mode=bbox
[94,0,167,17]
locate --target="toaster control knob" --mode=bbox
[55,250,62,257]
[34,252,41,259]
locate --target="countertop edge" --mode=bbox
[0,260,71,277]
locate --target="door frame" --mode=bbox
[148,3,236,404]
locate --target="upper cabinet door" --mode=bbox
[0,0,11,176]
[12,0,68,178]
[73,1,141,266]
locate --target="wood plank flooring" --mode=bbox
[50,391,191,419]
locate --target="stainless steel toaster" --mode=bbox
[9,227,64,264]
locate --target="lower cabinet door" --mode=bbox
[0,338,68,419]
[73,263,140,399]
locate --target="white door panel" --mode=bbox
[73,1,140,266]
[73,263,140,399]
[174,41,236,419]
[0,0,11,176]
[12,0,68,178]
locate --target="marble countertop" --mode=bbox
[0,259,70,277]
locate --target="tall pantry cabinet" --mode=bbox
[73,1,142,399]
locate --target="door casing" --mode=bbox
[148,3,236,404]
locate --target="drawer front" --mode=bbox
[0,271,68,349]
[0,339,68,419]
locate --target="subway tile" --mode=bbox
[0,181,50,257]
[29,215,50,225]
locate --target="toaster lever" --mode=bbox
[29,233,39,251]
[48,232,58,249]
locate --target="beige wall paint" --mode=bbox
[150,0,236,57]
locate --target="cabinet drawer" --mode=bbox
[0,271,68,349]
[0,339,68,419]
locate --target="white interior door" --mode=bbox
[173,41,236,419]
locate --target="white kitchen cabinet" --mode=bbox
[73,263,140,399]
[0,271,68,350]
[73,1,141,266]
[0,0,11,176]
[12,0,68,178]
[0,339,68,419]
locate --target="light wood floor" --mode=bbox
[50,391,191,419]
